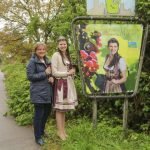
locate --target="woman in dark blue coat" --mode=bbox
[26,42,53,146]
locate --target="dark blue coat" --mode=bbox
[26,54,52,104]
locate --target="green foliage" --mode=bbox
[2,64,34,125]
[128,72,150,133]
[136,0,150,23]
[44,119,150,150]
[136,0,150,71]
[27,15,40,39]
[51,0,86,39]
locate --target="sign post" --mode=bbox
[123,98,128,137]
[92,97,97,128]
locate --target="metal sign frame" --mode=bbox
[72,16,149,99]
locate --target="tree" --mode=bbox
[0,0,63,62]
[0,0,62,43]
[0,0,86,62]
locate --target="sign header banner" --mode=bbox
[87,0,135,16]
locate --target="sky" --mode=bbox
[0,19,5,30]
[122,0,135,10]
[87,0,135,10]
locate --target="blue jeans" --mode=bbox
[34,103,51,140]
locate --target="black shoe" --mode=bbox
[35,138,44,146]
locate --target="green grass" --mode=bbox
[43,118,150,150]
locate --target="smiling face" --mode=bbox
[35,44,47,59]
[58,40,67,53]
[108,42,118,55]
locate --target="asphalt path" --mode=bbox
[0,71,40,150]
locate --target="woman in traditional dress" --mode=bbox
[103,38,127,93]
[51,36,78,140]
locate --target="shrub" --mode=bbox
[2,64,34,125]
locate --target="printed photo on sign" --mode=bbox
[75,23,143,95]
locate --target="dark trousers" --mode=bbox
[34,103,51,140]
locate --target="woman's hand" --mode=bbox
[68,68,75,76]
[111,79,119,84]
[45,67,51,75]
[48,77,54,84]
[111,71,127,84]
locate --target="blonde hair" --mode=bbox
[34,42,47,52]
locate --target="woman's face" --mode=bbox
[58,40,67,53]
[35,45,46,58]
[108,42,118,55]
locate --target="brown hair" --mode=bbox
[107,38,121,67]
[107,38,119,48]
[57,36,71,66]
